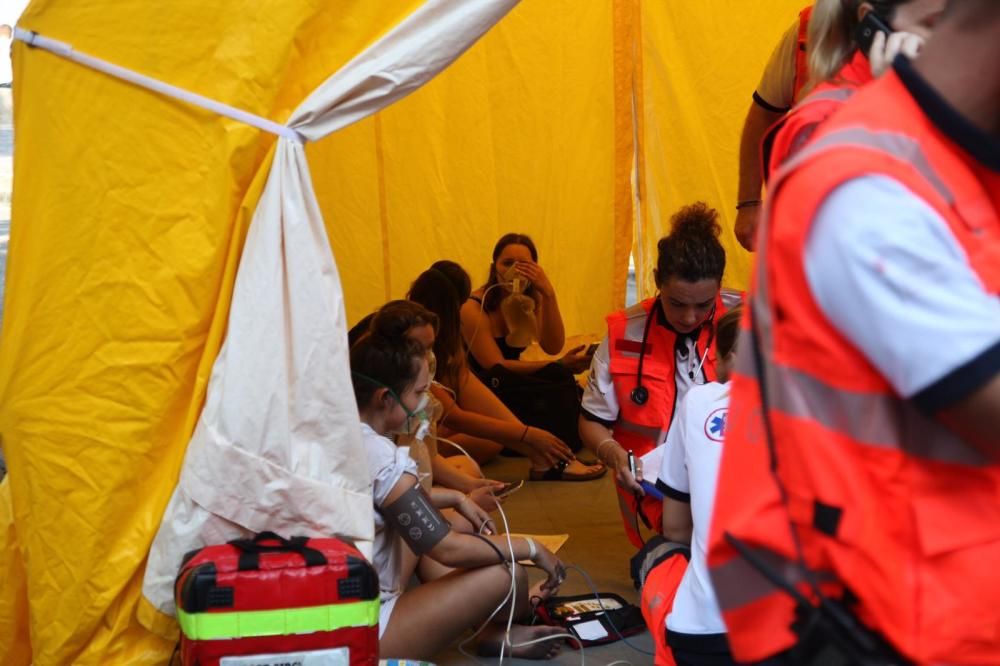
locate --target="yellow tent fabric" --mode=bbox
[0,2,428,664]
[0,0,811,663]
[313,0,634,337]
[636,0,807,298]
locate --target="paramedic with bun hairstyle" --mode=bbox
[579,203,740,549]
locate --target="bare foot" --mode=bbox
[478,624,565,659]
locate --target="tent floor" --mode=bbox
[434,454,656,666]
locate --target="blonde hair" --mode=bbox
[806,0,907,91]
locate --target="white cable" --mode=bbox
[466,282,508,366]
[12,28,305,143]
[444,436,519,664]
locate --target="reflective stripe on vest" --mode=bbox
[711,543,838,611]
[177,598,379,641]
[733,328,990,467]
[775,127,956,206]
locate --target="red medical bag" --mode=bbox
[174,531,379,665]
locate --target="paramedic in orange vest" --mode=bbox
[734,4,813,250]
[762,0,946,184]
[579,203,740,550]
[709,1,1000,663]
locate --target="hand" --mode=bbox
[468,481,506,512]
[531,543,567,593]
[514,261,554,298]
[868,30,925,78]
[456,495,497,535]
[559,345,591,374]
[734,205,761,251]
[524,427,574,466]
[607,444,644,496]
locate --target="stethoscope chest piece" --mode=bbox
[630,385,649,406]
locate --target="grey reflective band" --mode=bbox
[800,87,855,105]
[737,320,988,467]
[710,546,837,611]
[382,484,450,555]
[773,126,955,206]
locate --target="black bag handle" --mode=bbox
[228,532,328,571]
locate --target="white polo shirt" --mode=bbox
[806,175,1000,410]
[656,380,731,636]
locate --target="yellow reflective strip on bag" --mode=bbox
[176,599,380,641]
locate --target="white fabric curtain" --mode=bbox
[143,0,519,616]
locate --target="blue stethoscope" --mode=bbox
[630,299,716,406]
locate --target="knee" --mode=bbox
[481,561,523,600]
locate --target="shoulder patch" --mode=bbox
[704,407,728,443]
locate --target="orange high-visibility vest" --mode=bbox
[607,297,721,548]
[762,50,872,182]
[791,5,813,103]
[709,69,1000,664]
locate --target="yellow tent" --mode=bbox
[0,1,803,663]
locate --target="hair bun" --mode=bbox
[669,201,721,240]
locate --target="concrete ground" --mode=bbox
[434,454,656,666]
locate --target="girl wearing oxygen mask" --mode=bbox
[349,298,509,512]
[350,332,568,661]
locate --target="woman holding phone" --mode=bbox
[461,235,591,455]
[760,0,945,190]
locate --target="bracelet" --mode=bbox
[525,537,537,560]
[736,199,762,210]
[596,438,617,462]
[520,425,530,442]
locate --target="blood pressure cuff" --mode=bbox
[382,483,450,555]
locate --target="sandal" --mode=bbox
[529,459,607,482]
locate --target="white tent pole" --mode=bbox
[12,28,305,143]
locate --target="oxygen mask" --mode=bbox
[500,263,537,348]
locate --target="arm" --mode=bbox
[734,101,785,251]
[578,337,641,490]
[579,416,641,495]
[661,497,693,544]
[432,380,573,465]
[658,415,692,543]
[460,300,552,374]
[532,288,566,356]
[934,369,1000,458]
[382,475,564,589]
[735,19,798,251]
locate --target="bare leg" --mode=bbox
[380,563,531,660]
[458,371,601,478]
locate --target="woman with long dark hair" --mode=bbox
[410,263,604,481]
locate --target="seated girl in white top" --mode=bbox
[350,332,568,660]
[656,306,742,666]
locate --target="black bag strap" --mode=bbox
[228,532,328,571]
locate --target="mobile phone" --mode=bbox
[496,480,525,499]
[855,11,892,57]
[585,342,600,356]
